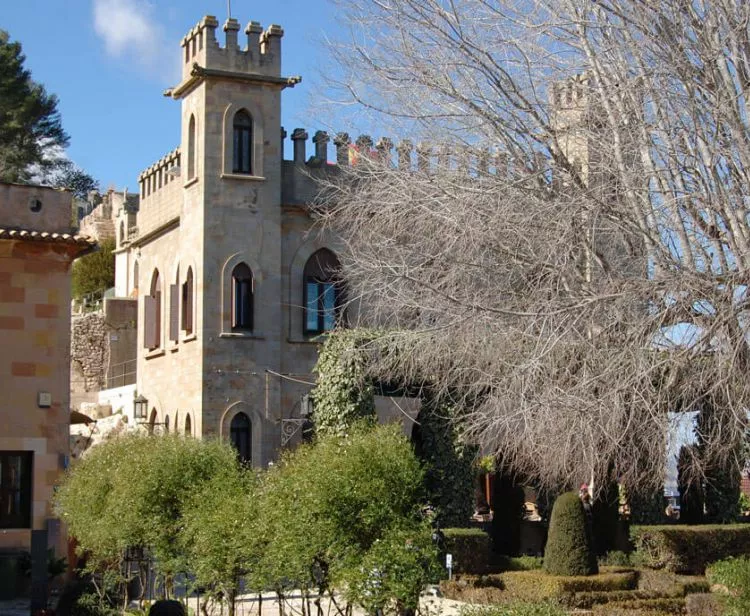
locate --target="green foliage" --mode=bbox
[179,463,260,605]
[0,30,69,182]
[543,491,598,576]
[257,423,432,607]
[54,434,241,582]
[495,555,544,572]
[442,528,493,574]
[412,397,476,527]
[739,492,750,514]
[491,470,525,556]
[677,445,704,525]
[599,551,632,567]
[72,238,115,300]
[344,525,440,614]
[627,486,666,525]
[706,556,750,616]
[311,329,378,437]
[57,164,99,201]
[458,603,568,616]
[631,524,750,574]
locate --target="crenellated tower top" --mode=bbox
[166,15,300,99]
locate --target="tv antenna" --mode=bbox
[227,0,232,19]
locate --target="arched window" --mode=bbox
[232,110,253,174]
[230,412,251,463]
[133,261,139,294]
[187,114,196,180]
[184,414,192,437]
[182,267,194,335]
[148,409,158,434]
[304,249,344,335]
[169,267,180,343]
[144,270,161,349]
[164,414,170,433]
[232,263,253,331]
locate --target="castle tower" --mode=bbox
[132,15,302,464]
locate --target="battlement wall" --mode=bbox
[135,148,182,238]
[180,15,284,81]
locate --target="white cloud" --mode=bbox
[92,0,168,77]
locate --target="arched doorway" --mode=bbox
[230,412,251,463]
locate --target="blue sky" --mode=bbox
[3,0,343,190]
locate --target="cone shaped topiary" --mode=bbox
[543,491,598,576]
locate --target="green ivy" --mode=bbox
[311,329,379,437]
[413,396,476,527]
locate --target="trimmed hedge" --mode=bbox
[443,527,493,574]
[591,598,686,614]
[543,491,598,576]
[631,524,750,574]
[685,593,723,616]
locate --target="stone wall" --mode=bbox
[70,312,109,398]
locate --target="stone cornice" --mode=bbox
[165,63,302,99]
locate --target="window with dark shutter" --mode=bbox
[230,413,251,463]
[169,284,179,342]
[144,270,161,350]
[182,267,194,335]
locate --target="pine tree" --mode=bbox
[0,30,69,182]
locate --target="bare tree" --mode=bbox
[314,0,750,493]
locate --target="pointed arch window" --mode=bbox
[232,110,253,174]
[230,412,251,463]
[303,249,344,335]
[232,263,253,331]
[184,414,192,437]
[144,270,162,349]
[187,114,196,180]
[182,267,194,336]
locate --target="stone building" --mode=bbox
[112,14,421,466]
[0,182,95,561]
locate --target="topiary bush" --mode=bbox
[543,491,598,576]
[442,527,493,574]
[148,600,186,616]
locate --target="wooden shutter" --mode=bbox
[144,295,157,349]
[169,284,179,342]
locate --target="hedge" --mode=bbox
[442,527,493,574]
[631,524,750,574]
[543,491,597,576]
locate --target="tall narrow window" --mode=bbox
[232,263,253,331]
[232,110,253,174]
[230,412,251,463]
[185,414,192,437]
[304,249,344,335]
[187,114,196,180]
[144,270,161,349]
[169,267,180,343]
[182,267,194,335]
[0,452,32,529]
[133,261,139,295]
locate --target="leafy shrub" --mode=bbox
[627,486,666,525]
[148,600,186,616]
[543,491,598,576]
[491,470,525,556]
[631,525,750,574]
[344,525,440,614]
[458,603,567,616]
[443,528,492,574]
